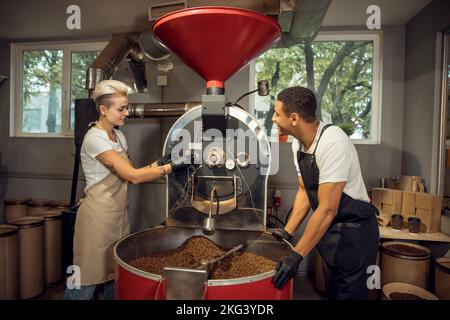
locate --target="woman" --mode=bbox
[64,80,182,300]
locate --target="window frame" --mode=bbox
[10,40,107,138]
[249,30,383,145]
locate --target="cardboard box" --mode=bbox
[388,177,399,190]
[372,188,403,215]
[416,193,442,233]
[398,175,422,192]
[401,191,442,233]
[401,191,417,220]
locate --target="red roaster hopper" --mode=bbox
[152,6,281,92]
[114,7,293,301]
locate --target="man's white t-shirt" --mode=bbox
[81,127,128,193]
[291,121,369,202]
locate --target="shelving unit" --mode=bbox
[380,225,450,242]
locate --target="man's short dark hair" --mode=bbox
[276,86,317,123]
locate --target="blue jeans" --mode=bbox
[63,281,115,300]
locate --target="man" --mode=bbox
[270,86,379,300]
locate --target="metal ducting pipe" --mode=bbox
[86,33,150,96]
[277,0,332,47]
[127,41,148,93]
[86,34,132,94]
[127,102,201,118]
[138,29,170,61]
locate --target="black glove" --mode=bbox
[272,251,303,290]
[272,229,293,242]
[156,153,192,172]
[156,154,172,166]
[171,153,194,172]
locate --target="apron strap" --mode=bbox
[312,123,334,155]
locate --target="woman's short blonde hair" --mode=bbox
[93,80,129,109]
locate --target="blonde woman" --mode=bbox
[64,80,186,300]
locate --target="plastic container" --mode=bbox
[9,217,45,299]
[27,199,51,216]
[0,224,19,299]
[390,214,403,230]
[4,198,30,223]
[381,241,430,289]
[382,282,438,300]
[42,212,62,286]
[434,257,450,300]
[49,201,70,213]
[408,217,421,234]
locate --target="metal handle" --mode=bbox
[198,243,244,274]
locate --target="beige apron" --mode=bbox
[73,151,130,286]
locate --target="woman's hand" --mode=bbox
[149,161,158,168]
[96,149,171,184]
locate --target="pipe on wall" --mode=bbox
[277,0,332,47]
[127,102,201,118]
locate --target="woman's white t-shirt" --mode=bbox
[291,121,369,202]
[81,127,128,193]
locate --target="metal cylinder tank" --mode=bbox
[114,226,293,300]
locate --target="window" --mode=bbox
[10,41,106,137]
[250,31,382,144]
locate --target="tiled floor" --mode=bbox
[38,276,326,300]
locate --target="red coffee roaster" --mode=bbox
[114,6,293,300]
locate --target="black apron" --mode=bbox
[298,124,379,300]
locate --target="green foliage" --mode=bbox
[22,49,99,132]
[23,50,63,104]
[337,122,355,136]
[255,41,373,139]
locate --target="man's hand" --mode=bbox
[272,251,303,290]
[272,229,293,241]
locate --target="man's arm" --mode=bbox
[284,176,312,235]
[293,181,345,257]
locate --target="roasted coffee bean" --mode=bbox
[129,236,276,279]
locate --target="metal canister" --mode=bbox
[4,198,30,223]
[27,199,51,216]
[9,217,45,299]
[0,224,19,299]
[41,211,62,286]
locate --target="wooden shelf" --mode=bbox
[380,226,450,242]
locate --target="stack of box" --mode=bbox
[402,192,442,233]
[372,175,442,233]
[372,188,403,216]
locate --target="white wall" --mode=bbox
[402,0,450,191]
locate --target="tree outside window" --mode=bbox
[253,33,380,143]
[12,42,105,137]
